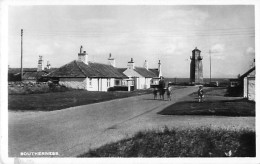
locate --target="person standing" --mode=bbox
[153,87,158,100]
[159,77,165,100]
[198,86,204,102]
[166,86,172,101]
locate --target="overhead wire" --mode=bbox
[9,27,255,38]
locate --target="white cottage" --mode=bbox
[48,46,127,91]
[120,58,162,89]
[243,66,255,101]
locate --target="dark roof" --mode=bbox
[23,71,47,80]
[149,69,160,77]
[117,67,159,78]
[239,66,255,80]
[8,68,37,74]
[117,68,127,74]
[134,67,158,78]
[9,68,57,74]
[48,60,128,78]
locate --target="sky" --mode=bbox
[8,5,255,78]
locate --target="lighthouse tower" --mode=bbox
[190,47,203,84]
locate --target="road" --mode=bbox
[8,86,255,157]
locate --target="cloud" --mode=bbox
[157,8,209,26]
[35,45,54,55]
[54,41,61,48]
[211,44,225,52]
[245,47,255,55]
[210,44,226,60]
[163,40,186,56]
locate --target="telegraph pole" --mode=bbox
[209,50,211,83]
[21,29,23,81]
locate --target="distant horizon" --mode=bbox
[8,66,239,79]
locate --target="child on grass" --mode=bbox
[167,86,172,101]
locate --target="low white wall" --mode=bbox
[145,78,152,89]
[243,77,248,98]
[59,78,87,89]
[87,78,116,92]
[248,78,255,101]
[59,77,124,91]
[101,78,108,91]
[139,77,146,89]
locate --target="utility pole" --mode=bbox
[21,29,23,81]
[209,50,211,83]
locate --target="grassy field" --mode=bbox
[8,89,152,111]
[159,87,255,116]
[79,126,255,157]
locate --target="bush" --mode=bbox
[226,86,243,97]
[108,86,128,91]
[8,82,71,95]
[79,127,255,157]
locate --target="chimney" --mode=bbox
[37,55,44,72]
[78,46,88,64]
[144,60,148,70]
[46,61,51,69]
[108,53,116,67]
[127,58,135,69]
[252,58,255,68]
[158,60,162,77]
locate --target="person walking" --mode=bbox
[198,86,204,102]
[166,86,172,101]
[158,77,166,100]
[153,87,158,100]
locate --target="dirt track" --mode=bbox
[8,86,255,157]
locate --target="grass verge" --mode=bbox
[159,87,255,116]
[8,89,152,111]
[78,127,255,157]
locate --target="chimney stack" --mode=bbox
[108,53,116,67]
[37,55,44,72]
[46,61,51,69]
[78,45,88,64]
[127,58,135,69]
[144,60,148,70]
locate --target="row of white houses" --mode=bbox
[47,46,162,91]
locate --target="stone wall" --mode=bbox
[59,78,87,89]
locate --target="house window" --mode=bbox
[89,78,92,86]
[107,79,111,87]
[115,79,120,86]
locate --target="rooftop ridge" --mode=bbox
[75,60,88,77]
[88,61,112,67]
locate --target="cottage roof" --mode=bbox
[134,67,158,78]
[117,67,159,78]
[148,69,160,77]
[8,68,57,74]
[48,60,128,78]
[23,71,47,80]
[117,68,127,74]
[8,68,37,74]
[239,66,255,80]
